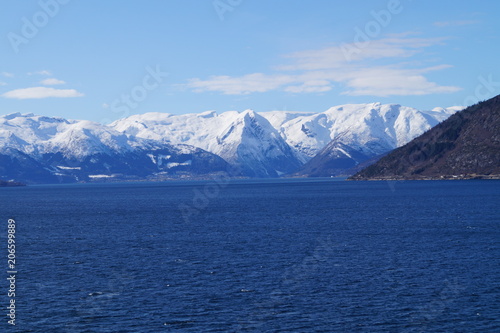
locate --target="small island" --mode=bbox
[0,180,26,187]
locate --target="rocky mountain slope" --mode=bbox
[350,95,500,180]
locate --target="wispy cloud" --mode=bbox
[40,78,66,85]
[187,74,296,95]
[340,65,460,97]
[434,20,479,27]
[183,35,460,97]
[276,37,446,71]
[2,87,84,99]
[283,80,332,93]
[1,72,14,78]
[27,70,52,76]
[0,82,7,86]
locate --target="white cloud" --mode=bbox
[0,82,7,86]
[40,78,66,85]
[1,72,14,78]
[183,35,460,97]
[341,66,462,97]
[2,87,84,99]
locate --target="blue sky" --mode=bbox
[1,0,499,123]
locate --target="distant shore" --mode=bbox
[348,174,500,181]
[0,180,26,187]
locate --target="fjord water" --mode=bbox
[1,179,499,332]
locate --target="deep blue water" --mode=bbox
[0,179,499,332]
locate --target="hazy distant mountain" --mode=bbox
[350,95,500,180]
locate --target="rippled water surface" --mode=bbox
[1,179,499,332]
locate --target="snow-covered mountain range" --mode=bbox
[0,103,463,183]
[261,103,461,161]
[111,103,461,176]
[0,113,229,183]
[110,109,302,177]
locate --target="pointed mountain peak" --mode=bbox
[241,109,256,117]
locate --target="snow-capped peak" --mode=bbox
[111,109,302,177]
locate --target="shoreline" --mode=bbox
[348,174,500,181]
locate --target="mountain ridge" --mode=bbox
[0,103,462,183]
[111,103,461,178]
